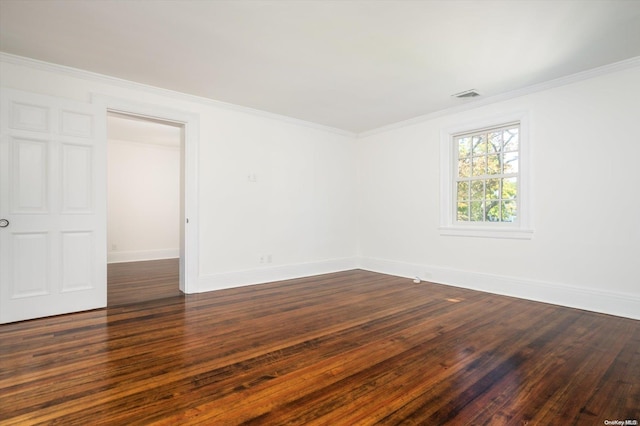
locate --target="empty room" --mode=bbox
[0,1,638,424]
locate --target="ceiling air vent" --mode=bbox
[452,89,481,98]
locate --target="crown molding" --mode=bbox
[0,52,356,138]
[358,56,640,138]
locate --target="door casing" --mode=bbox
[94,95,200,294]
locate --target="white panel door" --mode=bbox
[0,88,106,323]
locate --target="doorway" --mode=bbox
[106,112,184,306]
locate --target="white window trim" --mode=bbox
[439,110,533,239]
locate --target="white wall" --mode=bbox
[357,65,640,319]
[0,55,358,291]
[107,137,180,263]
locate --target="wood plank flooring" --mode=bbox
[1,270,638,425]
[108,259,182,306]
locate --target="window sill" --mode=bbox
[439,226,534,240]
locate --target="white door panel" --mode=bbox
[61,143,93,213]
[10,101,50,133]
[11,231,49,297]
[11,136,49,213]
[1,88,106,323]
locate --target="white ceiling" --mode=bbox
[1,0,639,133]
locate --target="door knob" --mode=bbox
[0,219,9,228]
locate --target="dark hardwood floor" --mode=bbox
[1,270,638,425]
[108,258,182,306]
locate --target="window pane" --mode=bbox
[503,128,519,152]
[486,178,500,199]
[501,200,517,222]
[503,151,518,174]
[488,131,502,153]
[457,137,471,158]
[470,201,484,221]
[457,181,469,201]
[457,202,469,221]
[487,154,501,175]
[471,180,484,200]
[472,155,487,176]
[502,177,517,199]
[472,135,487,155]
[458,157,471,178]
[486,200,501,221]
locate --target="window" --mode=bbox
[455,123,519,223]
[440,112,532,239]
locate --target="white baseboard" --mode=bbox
[358,257,640,320]
[197,257,359,292]
[107,248,179,263]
